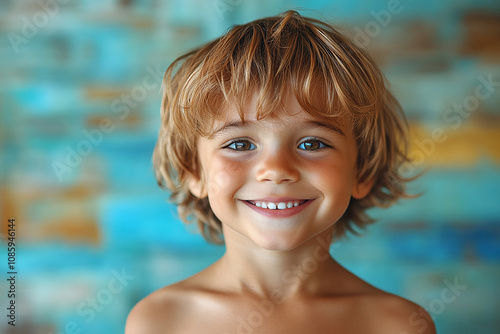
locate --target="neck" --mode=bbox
[213,227,338,300]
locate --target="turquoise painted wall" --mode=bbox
[1,0,500,333]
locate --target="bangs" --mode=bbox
[171,11,384,137]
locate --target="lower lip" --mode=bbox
[242,200,314,218]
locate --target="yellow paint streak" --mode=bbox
[85,87,128,100]
[86,113,141,128]
[8,183,103,245]
[0,188,18,242]
[37,216,101,245]
[408,121,500,167]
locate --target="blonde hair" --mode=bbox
[153,10,411,244]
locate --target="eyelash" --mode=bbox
[298,138,332,151]
[223,139,256,151]
[223,138,332,151]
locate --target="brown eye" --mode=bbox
[226,140,256,151]
[298,139,329,151]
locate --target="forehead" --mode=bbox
[206,90,351,135]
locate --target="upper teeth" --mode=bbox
[254,201,301,210]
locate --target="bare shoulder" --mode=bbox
[329,263,436,334]
[361,291,436,334]
[125,282,192,334]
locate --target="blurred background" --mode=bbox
[1,0,499,333]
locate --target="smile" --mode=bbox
[242,199,313,218]
[246,200,308,210]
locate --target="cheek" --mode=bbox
[309,162,354,221]
[308,160,356,197]
[206,170,231,198]
[206,158,245,198]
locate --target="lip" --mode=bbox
[241,198,314,218]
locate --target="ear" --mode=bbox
[351,178,375,200]
[188,174,208,198]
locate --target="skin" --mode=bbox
[126,92,436,334]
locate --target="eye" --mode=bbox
[225,139,256,151]
[298,138,330,151]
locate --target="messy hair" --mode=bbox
[153,10,411,244]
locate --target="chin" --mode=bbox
[249,233,308,251]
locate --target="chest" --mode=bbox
[173,298,371,334]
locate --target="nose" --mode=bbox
[255,150,300,184]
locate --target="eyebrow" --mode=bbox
[304,120,345,136]
[209,121,251,138]
[209,119,345,138]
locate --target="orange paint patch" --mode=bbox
[408,120,500,167]
[37,216,101,245]
[6,183,103,246]
[84,87,128,100]
[0,188,18,242]
[461,12,500,62]
[86,113,141,129]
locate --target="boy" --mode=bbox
[126,10,436,334]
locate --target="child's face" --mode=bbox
[189,92,372,250]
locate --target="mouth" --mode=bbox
[245,199,309,210]
[242,198,314,218]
